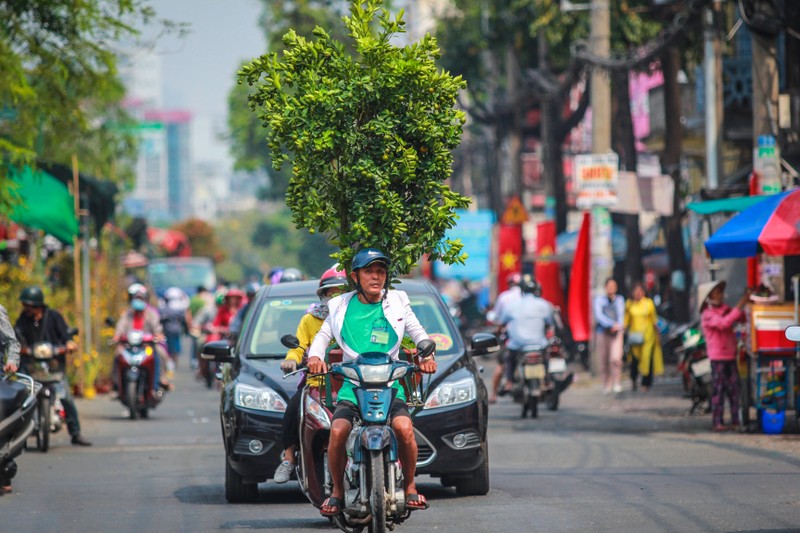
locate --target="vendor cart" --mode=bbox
[740,302,799,429]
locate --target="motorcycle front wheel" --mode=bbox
[368,449,387,533]
[126,380,138,420]
[38,395,51,452]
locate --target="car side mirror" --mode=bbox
[470,332,499,356]
[786,326,800,342]
[281,334,300,350]
[201,340,235,363]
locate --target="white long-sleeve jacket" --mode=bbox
[307,289,429,362]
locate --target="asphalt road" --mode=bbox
[2,355,799,533]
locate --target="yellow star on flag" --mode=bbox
[500,250,518,270]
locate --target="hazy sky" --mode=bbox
[144,0,265,169]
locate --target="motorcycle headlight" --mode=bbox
[359,363,392,384]
[303,393,331,428]
[423,377,476,410]
[234,383,287,413]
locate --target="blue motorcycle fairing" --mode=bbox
[353,425,398,463]
[354,386,398,424]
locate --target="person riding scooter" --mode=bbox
[306,248,437,516]
[497,275,554,394]
[273,265,349,484]
[113,283,172,391]
[14,286,91,446]
[0,302,23,494]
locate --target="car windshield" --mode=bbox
[244,292,462,359]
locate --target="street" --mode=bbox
[2,357,799,533]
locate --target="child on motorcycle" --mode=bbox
[273,265,349,483]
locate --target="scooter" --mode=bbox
[280,335,434,533]
[113,330,164,419]
[506,337,573,419]
[19,341,72,452]
[674,328,711,415]
[0,372,39,490]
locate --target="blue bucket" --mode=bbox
[760,409,785,434]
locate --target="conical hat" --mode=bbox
[697,280,726,314]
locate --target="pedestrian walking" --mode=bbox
[593,278,625,394]
[698,280,750,432]
[624,282,663,392]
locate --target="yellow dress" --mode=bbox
[624,297,664,377]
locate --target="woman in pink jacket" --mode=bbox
[698,280,750,432]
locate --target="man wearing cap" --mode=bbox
[698,280,751,432]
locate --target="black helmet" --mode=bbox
[351,248,391,271]
[279,267,303,283]
[20,286,45,307]
[520,274,539,295]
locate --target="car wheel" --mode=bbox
[225,458,259,503]
[454,442,490,496]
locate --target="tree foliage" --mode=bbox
[0,0,176,209]
[239,0,471,275]
[170,218,226,264]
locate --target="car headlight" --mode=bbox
[234,383,287,413]
[423,377,477,410]
[304,393,331,428]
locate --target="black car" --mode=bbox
[203,278,497,503]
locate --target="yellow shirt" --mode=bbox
[285,312,324,387]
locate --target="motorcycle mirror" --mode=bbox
[201,340,234,363]
[470,332,499,356]
[786,326,800,342]
[416,339,436,359]
[280,334,300,350]
[67,327,79,337]
[104,316,116,327]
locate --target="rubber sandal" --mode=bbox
[320,496,344,517]
[406,493,429,510]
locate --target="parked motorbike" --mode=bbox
[113,330,164,419]
[280,334,435,533]
[19,340,72,452]
[674,328,711,414]
[505,337,573,419]
[1,372,39,489]
[199,326,230,389]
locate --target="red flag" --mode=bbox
[497,224,522,293]
[534,221,565,310]
[567,212,591,342]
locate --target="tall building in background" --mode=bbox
[118,50,193,223]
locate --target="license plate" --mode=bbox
[691,358,711,377]
[548,358,567,373]
[523,364,546,380]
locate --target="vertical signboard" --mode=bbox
[573,153,619,210]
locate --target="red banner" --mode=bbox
[534,221,565,310]
[567,212,591,342]
[497,224,522,293]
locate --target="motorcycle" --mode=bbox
[280,334,434,533]
[1,372,39,489]
[506,337,573,419]
[199,326,230,389]
[19,340,73,452]
[113,330,164,419]
[674,328,711,415]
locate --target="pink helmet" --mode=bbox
[317,264,348,298]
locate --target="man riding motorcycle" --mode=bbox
[113,283,172,391]
[0,302,22,494]
[497,275,554,393]
[306,248,437,516]
[14,286,92,446]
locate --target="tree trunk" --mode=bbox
[611,69,643,291]
[661,45,691,323]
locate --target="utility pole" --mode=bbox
[590,0,611,154]
[703,1,723,188]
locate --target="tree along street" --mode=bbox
[1,357,798,532]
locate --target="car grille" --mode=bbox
[414,429,436,467]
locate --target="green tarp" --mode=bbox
[9,166,79,243]
[686,195,771,215]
